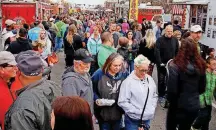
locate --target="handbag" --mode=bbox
[48,52,59,65]
[139,78,150,130]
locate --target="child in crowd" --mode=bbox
[82,32,90,49]
[206,48,215,59]
[192,57,216,130]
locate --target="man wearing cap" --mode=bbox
[4,50,62,130]
[1,19,16,51]
[0,51,17,130]
[190,25,208,59]
[62,48,94,114]
[28,21,42,42]
[49,18,59,34]
[6,28,32,54]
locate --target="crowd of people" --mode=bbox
[0,12,216,130]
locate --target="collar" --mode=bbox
[16,78,44,96]
[102,44,113,49]
[90,35,101,41]
[130,71,148,81]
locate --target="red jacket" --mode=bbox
[0,76,22,130]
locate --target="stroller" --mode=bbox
[159,59,173,108]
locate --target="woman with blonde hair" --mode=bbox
[64,24,83,67]
[173,30,182,47]
[38,29,52,60]
[138,29,156,75]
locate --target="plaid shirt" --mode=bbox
[200,71,216,107]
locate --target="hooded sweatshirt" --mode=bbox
[92,69,127,121]
[6,37,32,54]
[118,71,158,120]
[62,66,94,114]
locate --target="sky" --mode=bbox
[69,0,106,5]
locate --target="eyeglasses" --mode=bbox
[136,66,149,73]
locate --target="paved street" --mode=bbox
[51,52,216,130]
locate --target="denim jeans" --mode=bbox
[128,60,134,73]
[125,115,150,130]
[99,120,121,130]
[54,37,63,52]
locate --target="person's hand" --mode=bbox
[96,99,103,106]
[138,127,144,130]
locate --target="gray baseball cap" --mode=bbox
[0,51,17,66]
[16,50,43,76]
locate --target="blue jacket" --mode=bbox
[87,35,102,55]
[28,27,41,41]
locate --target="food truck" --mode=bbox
[172,0,216,48]
[0,0,53,29]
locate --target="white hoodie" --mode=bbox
[118,71,158,120]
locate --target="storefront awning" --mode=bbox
[171,0,209,5]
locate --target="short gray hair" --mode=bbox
[165,25,173,31]
[134,55,150,67]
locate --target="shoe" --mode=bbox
[158,97,165,103]
[191,126,199,130]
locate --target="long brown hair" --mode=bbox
[66,24,77,45]
[174,37,206,74]
[102,53,124,74]
[52,96,93,130]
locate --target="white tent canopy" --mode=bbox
[172,0,209,5]
[105,9,113,12]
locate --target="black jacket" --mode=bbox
[4,79,62,130]
[6,37,32,54]
[141,23,148,37]
[198,42,208,60]
[167,61,206,112]
[155,35,179,66]
[64,34,83,55]
[117,46,129,61]
[173,24,182,32]
[139,39,155,63]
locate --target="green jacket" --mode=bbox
[60,24,68,38]
[97,44,116,68]
[200,71,216,107]
[55,21,65,38]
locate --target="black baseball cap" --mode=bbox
[74,49,94,63]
